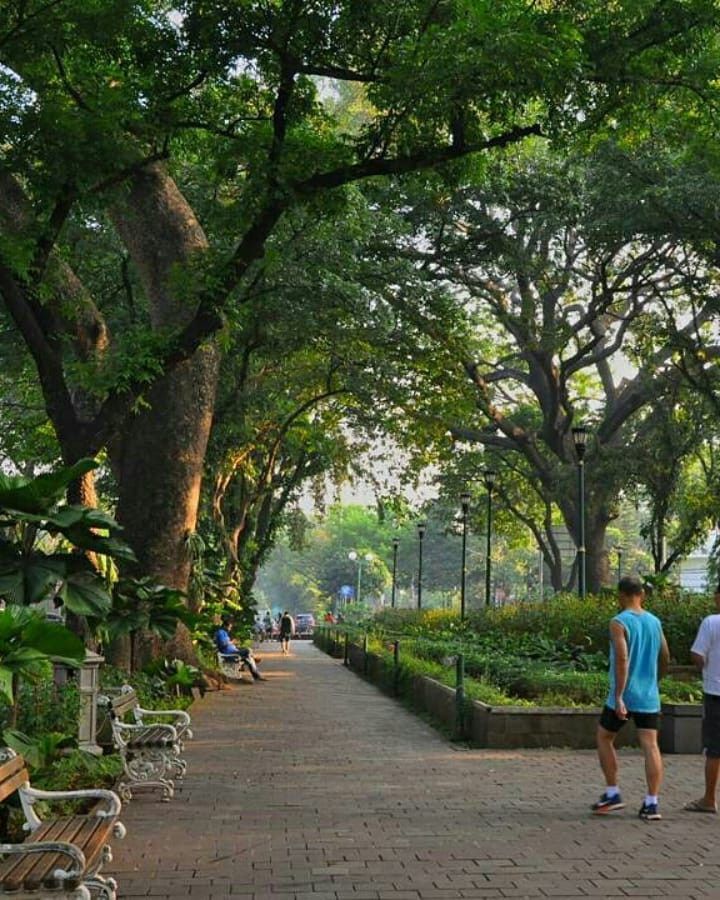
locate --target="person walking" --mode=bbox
[279,610,295,655]
[684,586,720,814]
[592,576,670,820]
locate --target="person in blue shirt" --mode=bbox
[215,617,265,681]
[592,576,670,820]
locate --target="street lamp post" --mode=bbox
[616,545,624,582]
[348,551,373,605]
[417,522,426,609]
[483,470,496,606]
[460,492,471,619]
[391,537,400,608]
[572,425,589,600]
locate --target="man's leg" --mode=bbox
[597,725,619,787]
[637,727,663,795]
[702,756,720,808]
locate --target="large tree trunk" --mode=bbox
[111,164,221,667]
[113,348,219,589]
[587,516,611,594]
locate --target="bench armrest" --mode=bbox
[0,840,86,882]
[20,786,122,826]
[112,721,178,743]
[134,706,191,727]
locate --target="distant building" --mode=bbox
[678,531,718,593]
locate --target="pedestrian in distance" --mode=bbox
[592,576,670,820]
[279,610,295,655]
[684,585,720,814]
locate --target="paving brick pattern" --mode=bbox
[112,642,720,899]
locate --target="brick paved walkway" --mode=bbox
[112,641,720,899]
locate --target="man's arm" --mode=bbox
[659,632,670,678]
[691,618,710,672]
[610,620,629,720]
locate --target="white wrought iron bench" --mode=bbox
[99,685,192,802]
[0,748,126,899]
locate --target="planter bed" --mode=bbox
[324,635,702,753]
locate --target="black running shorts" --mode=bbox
[599,705,659,732]
[703,693,720,758]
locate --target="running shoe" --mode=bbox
[591,792,625,814]
[638,802,662,821]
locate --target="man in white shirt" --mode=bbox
[686,589,720,813]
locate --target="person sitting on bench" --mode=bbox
[215,617,265,681]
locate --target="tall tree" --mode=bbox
[374,153,720,590]
[1,0,716,609]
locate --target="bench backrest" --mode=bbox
[106,686,138,719]
[0,753,29,803]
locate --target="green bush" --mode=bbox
[374,591,715,664]
[100,664,193,711]
[322,589,710,710]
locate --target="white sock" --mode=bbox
[644,794,658,806]
[605,785,620,797]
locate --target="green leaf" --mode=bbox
[60,528,137,562]
[61,572,113,619]
[21,618,85,664]
[0,553,65,605]
[0,667,14,704]
[0,460,98,514]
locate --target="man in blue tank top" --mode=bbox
[592,576,670,820]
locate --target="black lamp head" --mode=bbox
[483,469,496,490]
[417,521,427,539]
[460,491,471,514]
[571,425,589,458]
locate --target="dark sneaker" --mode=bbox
[638,802,662,821]
[591,792,625,814]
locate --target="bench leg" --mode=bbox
[85,873,118,899]
[117,777,174,803]
[118,750,175,802]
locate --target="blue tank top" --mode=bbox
[606,609,662,713]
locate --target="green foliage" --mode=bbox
[0,460,133,620]
[0,607,84,703]
[374,591,715,664]
[142,658,206,697]
[3,729,75,770]
[96,577,193,643]
[32,751,122,795]
[337,589,712,708]
[100,665,194,711]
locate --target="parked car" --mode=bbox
[295,613,316,637]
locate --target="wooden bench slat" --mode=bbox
[24,817,113,891]
[0,755,26,783]
[0,767,29,805]
[0,817,84,891]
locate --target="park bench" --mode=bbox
[99,685,192,803]
[216,650,255,679]
[0,747,126,899]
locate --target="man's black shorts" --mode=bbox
[703,693,720,758]
[600,705,659,732]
